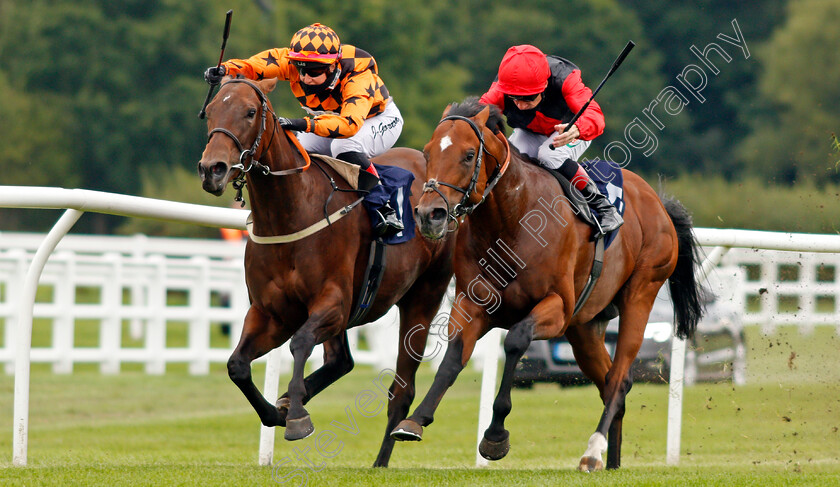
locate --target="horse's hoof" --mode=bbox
[390,419,423,441]
[284,415,315,441]
[275,397,290,427]
[478,431,510,461]
[578,456,604,473]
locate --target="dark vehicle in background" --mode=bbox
[513,270,746,387]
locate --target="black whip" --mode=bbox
[198,9,233,119]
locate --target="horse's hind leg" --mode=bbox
[564,321,614,471]
[578,281,663,472]
[228,306,294,427]
[275,333,354,425]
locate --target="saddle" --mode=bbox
[544,168,600,229]
[541,158,625,250]
[310,153,379,191]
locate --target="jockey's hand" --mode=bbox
[552,123,580,148]
[278,117,308,132]
[204,65,226,85]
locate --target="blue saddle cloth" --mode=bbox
[580,159,625,250]
[362,164,416,244]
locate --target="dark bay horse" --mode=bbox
[197,77,456,467]
[391,99,704,471]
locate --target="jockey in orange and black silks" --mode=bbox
[204,23,406,236]
[219,24,392,140]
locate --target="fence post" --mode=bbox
[145,255,166,375]
[101,253,122,374]
[13,209,83,466]
[189,256,211,375]
[52,251,75,374]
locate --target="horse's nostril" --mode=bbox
[431,207,447,222]
[211,162,228,178]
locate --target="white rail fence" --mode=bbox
[0,232,406,375]
[3,186,840,469]
[4,233,839,376]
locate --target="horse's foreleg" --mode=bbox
[228,306,293,427]
[284,292,344,441]
[390,315,484,442]
[373,288,445,467]
[275,334,354,420]
[480,293,565,461]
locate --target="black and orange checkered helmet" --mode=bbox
[288,23,341,65]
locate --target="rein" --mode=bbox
[207,79,312,201]
[422,115,511,228]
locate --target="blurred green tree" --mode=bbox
[738,0,840,184]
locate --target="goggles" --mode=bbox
[508,93,541,102]
[292,61,332,78]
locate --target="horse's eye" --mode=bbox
[464,149,476,163]
[422,151,430,162]
[246,108,257,118]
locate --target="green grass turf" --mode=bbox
[0,325,837,485]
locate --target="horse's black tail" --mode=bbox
[661,195,706,340]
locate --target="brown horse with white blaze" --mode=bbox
[197,77,456,467]
[391,98,704,471]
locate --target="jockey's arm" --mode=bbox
[307,71,375,138]
[561,70,604,141]
[221,48,294,81]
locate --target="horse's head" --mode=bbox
[415,97,508,240]
[198,77,279,196]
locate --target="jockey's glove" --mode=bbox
[204,65,226,85]
[278,117,308,132]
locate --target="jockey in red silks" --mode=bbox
[204,23,404,237]
[480,45,623,233]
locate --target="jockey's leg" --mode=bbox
[556,158,623,234]
[336,150,404,237]
[537,137,623,233]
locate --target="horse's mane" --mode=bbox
[446,96,540,164]
[446,97,507,137]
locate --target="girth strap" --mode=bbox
[245,197,363,244]
[572,234,605,318]
[347,239,388,328]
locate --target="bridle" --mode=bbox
[422,115,510,228]
[204,78,362,243]
[206,79,311,200]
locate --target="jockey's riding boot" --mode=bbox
[580,178,623,234]
[375,201,404,237]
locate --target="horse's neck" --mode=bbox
[473,155,562,241]
[245,136,329,236]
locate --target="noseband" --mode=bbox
[422,115,510,225]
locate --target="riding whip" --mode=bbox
[551,40,635,149]
[198,9,233,119]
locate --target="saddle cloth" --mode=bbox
[312,154,415,244]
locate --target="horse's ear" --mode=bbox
[441,103,453,119]
[475,105,491,127]
[258,78,278,94]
